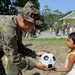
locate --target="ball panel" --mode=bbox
[48,64,52,68]
[53,56,56,61]
[44,55,49,61]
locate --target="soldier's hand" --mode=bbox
[35,62,48,71]
[36,50,50,57]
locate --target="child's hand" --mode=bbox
[35,62,48,71]
[49,67,56,71]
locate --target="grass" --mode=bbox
[22,38,69,75]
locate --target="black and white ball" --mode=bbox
[39,53,56,70]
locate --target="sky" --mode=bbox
[38,0,75,13]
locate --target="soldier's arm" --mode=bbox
[18,42,37,58]
[17,30,37,58]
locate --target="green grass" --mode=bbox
[23,38,66,42]
[23,38,67,47]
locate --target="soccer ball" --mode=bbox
[39,53,56,70]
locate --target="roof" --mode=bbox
[59,11,75,21]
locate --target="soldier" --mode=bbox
[0,1,48,75]
[53,22,59,35]
[61,22,67,35]
[66,22,70,35]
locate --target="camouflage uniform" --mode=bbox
[66,23,70,35]
[53,22,59,35]
[0,1,40,75]
[61,23,67,35]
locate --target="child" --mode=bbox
[52,32,75,75]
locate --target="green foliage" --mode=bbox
[0,0,11,14]
[53,9,63,21]
[14,0,40,9]
[41,6,64,29]
[0,0,40,15]
[42,5,53,28]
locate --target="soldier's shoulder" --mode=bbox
[0,15,10,23]
[0,15,16,25]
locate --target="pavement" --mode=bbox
[36,31,68,39]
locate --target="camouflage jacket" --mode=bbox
[0,15,36,70]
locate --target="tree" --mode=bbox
[0,0,11,14]
[53,9,63,22]
[0,0,40,15]
[14,0,40,9]
[42,5,54,29]
[64,10,73,16]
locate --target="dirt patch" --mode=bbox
[22,38,70,75]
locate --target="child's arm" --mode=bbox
[53,67,71,72]
[53,54,75,72]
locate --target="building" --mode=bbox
[59,11,75,26]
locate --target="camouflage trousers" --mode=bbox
[0,55,7,75]
[1,55,22,75]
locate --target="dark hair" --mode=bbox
[68,32,75,44]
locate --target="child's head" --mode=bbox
[68,32,75,44]
[67,32,75,49]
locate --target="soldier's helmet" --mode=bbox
[17,1,40,24]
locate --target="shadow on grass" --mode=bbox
[25,43,33,46]
[33,72,40,75]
